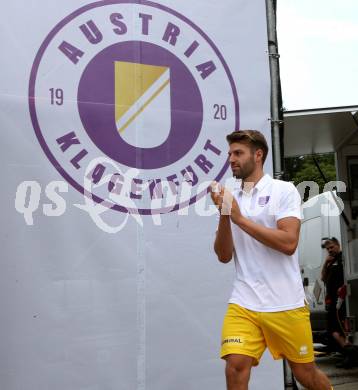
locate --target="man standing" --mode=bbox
[211,130,332,390]
[321,237,357,368]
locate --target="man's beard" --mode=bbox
[232,158,255,179]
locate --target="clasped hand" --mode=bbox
[210,181,241,220]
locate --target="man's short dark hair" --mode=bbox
[321,237,340,248]
[226,130,269,164]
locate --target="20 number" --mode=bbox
[213,104,227,120]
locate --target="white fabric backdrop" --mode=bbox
[0,1,283,389]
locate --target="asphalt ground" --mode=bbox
[316,353,358,389]
[298,351,358,389]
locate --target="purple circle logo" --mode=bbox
[78,41,203,169]
[29,0,239,215]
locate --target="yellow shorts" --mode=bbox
[221,303,314,365]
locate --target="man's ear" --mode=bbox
[255,149,263,163]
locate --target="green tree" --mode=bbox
[284,153,336,200]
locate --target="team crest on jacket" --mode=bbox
[29,0,239,214]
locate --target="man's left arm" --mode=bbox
[229,183,301,255]
[231,213,300,256]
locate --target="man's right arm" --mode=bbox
[321,263,328,283]
[214,215,234,263]
[321,256,333,282]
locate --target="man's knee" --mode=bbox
[225,354,253,384]
[289,361,330,390]
[290,361,315,381]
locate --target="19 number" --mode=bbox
[49,88,64,105]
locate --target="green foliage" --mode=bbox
[284,154,336,198]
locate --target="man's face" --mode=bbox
[325,241,340,257]
[228,142,256,179]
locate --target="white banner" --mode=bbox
[0,1,282,389]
